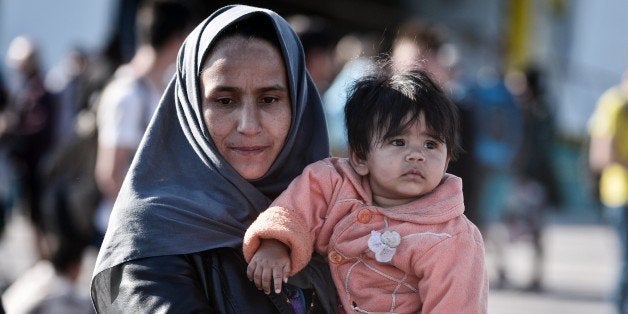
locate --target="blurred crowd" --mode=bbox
[0,0,625,313]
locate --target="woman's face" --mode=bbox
[201,36,292,180]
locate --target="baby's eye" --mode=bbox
[424,141,438,149]
[390,139,405,147]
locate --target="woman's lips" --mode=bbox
[230,145,267,155]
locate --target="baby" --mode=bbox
[244,69,488,313]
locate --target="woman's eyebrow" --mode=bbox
[259,85,288,93]
[210,85,239,93]
[209,85,288,93]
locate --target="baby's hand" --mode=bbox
[246,239,291,294]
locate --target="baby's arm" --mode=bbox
[244,159,339,270]
[246,239,291,294]
[243,159,340,292]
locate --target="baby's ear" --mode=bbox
[349,150,369,176]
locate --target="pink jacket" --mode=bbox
[244,158,488,313]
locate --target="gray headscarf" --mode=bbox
[93,5,329,277]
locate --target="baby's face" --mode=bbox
[352,113,450,208]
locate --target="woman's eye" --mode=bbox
[260,96,279,104]
[391,139,405,147]
[216,98,233,106]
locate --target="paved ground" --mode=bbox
[0,212,619,313]
[487,223,617,313]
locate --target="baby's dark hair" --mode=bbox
[345,69,461,161]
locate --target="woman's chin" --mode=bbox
[233,164,271,181]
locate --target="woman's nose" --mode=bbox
[237,103,262,135]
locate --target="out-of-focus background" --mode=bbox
[0,0,626,313]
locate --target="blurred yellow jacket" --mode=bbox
[589,87,628,207]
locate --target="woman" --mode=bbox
[91,5,335,313]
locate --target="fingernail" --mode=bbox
[275,288,281,294]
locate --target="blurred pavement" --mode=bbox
[487,223,617,314]
[0,212,619,313]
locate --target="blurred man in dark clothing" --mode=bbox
[3,35,57,258]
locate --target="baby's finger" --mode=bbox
[273,267,284,294]
[246,262,255,282]
[252,265,264,290]
[261,266,273,294]
[283,262,290,283]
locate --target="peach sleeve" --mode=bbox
[243,160,338,275]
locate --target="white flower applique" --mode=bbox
[367,230,402,263]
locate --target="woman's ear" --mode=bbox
[349,151,369,176]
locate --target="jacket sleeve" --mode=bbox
[92,250,294,314]
[92,255,213,313]
[414,224,489,314]
[243,159,339,275]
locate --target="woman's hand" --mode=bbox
[246,239,291,294]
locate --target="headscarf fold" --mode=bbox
[93,4,329,277]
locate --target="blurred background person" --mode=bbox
[497,65,560,292]
[289,14,340,95]
[2,234,94,314]
[94,0,192,245]
[0,71,12,236]
[291,14,357,157]
[37,47,101,254]
[466,64,524,289]
[588,68,628,313]
[44,47,90,151]
[469,66,524,214]
[3,35,58,259]
[391,19,453,87]
[322,33,380,157]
